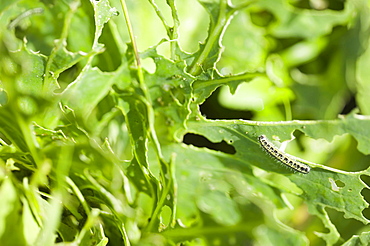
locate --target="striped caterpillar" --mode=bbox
[258,135,310,174]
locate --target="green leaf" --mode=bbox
[161,144,308,244]
[21,197,41,245]
[192,70,265,104]
[0,177,26,246]
[2,0,370,245]
[90,0,118,50]
[62,65,125,121]
[355,1,370,115]
[187,0,238,76]
[142,48,194,141]
[342,231,370,246]
[185,114,370,244]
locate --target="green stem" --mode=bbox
[7,8,44,30]
[43,0,80,94]
[120,1,176,233]
[188,0,229,76]
[187,0,256,76]
[119,0,143,82]
[283,97,292,121]
[192,72,266,91]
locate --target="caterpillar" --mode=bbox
[258,135,310,174]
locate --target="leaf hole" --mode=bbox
[360,175,370,220]
[328,178,345,192]
[160,205,172,229]
[93,25,122,72]
[142,57,156,74]
[335,180,345,187]
[56,65,80,92]
[199,87,254,120]
[360,175,370,187]
[361,188,370,221]
[326,208,366,241]
[183,133,236,154]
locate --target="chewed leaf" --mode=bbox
[2,0,370,245]
[292,170,370,223]
[90,0,118,50]
[162,143,308,245]
[61,67,118,119]
[186,116,370,222]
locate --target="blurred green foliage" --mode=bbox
[1,0,370,245]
